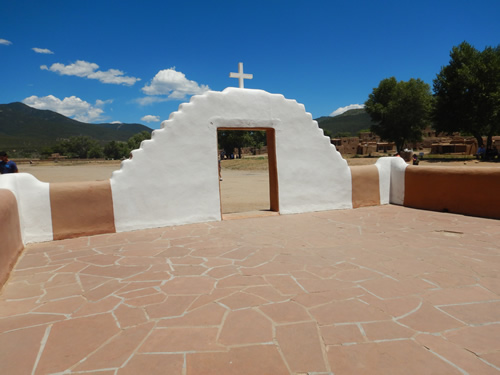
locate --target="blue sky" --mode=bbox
[1,0,499,129]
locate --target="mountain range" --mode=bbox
[0,102,152,154]
[0,102,375,155]
[316,108,376,137]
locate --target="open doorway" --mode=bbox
[217,128,279,218]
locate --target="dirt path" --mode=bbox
[17,162,122,183]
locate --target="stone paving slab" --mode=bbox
[1,205,499,374]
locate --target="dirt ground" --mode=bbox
[13,157,499,214]
[17,156,499,182]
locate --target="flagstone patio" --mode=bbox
[1,205,499,374]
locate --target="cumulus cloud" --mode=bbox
[140,68,209,103]
[41,60,140,86]
[141,115,160,123]
[22,95,111,123]
[0,39,12,45]
[32,47,54,54]
[330,104,365,117]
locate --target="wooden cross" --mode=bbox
[229,62,253,88]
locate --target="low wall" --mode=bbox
[50,180,116,240]
[2,158,499,253]
[0,189,24,289]
[350,165,381,208]
[404,166,500,219]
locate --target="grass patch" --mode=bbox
[221,157,268,170]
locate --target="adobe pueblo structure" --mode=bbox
[112,88,354,232]
[1,87,499,287]
[1,88,401,243]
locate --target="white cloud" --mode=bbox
[330,104,365,117]
[0,39,12,45]
[140,68,209,102]
[96,99,113,106]
[32,47,54,54]
[22,95,111,123]
[135,96,169,106]
[141,115,160,123]
[41,60,140,86]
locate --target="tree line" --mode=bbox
[217,130,267,158]
[41,129,268,160]
[41,131,151,159]
[365,41,500,152]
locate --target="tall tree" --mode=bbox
[433,42,500,148]
[365,77,433,152]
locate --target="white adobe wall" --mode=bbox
[375,157,408,205]
[0,173,52,243]
[111,88,353,232]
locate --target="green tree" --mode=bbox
[104,140,129,159]
[127,130,151,151]
[66,136,103,158]
[48,136,103,158]
[365,77,433,152]
[249,130,267,150]
[218,130,266,158]
[433,42,500,148]
[322,129,333,138]
[87,144,104,158]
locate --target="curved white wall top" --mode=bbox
[110,88,352,232]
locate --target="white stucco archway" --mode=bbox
[110,88,353,232]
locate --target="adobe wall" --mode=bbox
[0,173,52,243]
[0,88,498,249]
[0,189,24,289]
[404,166,500,219]
[110,88,353,232]
[0,89,357,243]
[373,156,407,205]
[50,181,115,240]
[350,165,380,208]
[2,158,500,249]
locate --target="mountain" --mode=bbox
[0,102,152,153]
[315,108,376,137]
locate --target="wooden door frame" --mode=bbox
[217,127,279,215]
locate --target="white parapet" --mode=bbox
[375,156,408,205]
[0,173,53,243]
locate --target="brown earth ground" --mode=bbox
[15,156,500,214]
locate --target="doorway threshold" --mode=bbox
[222,210,279,221]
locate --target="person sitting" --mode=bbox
[0,151,18,174]
[476,145,485,160]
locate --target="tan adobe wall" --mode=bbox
[404,166,500,219]
[350,165,381,208]
[50,181,116,240]
[0,189,24,289]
